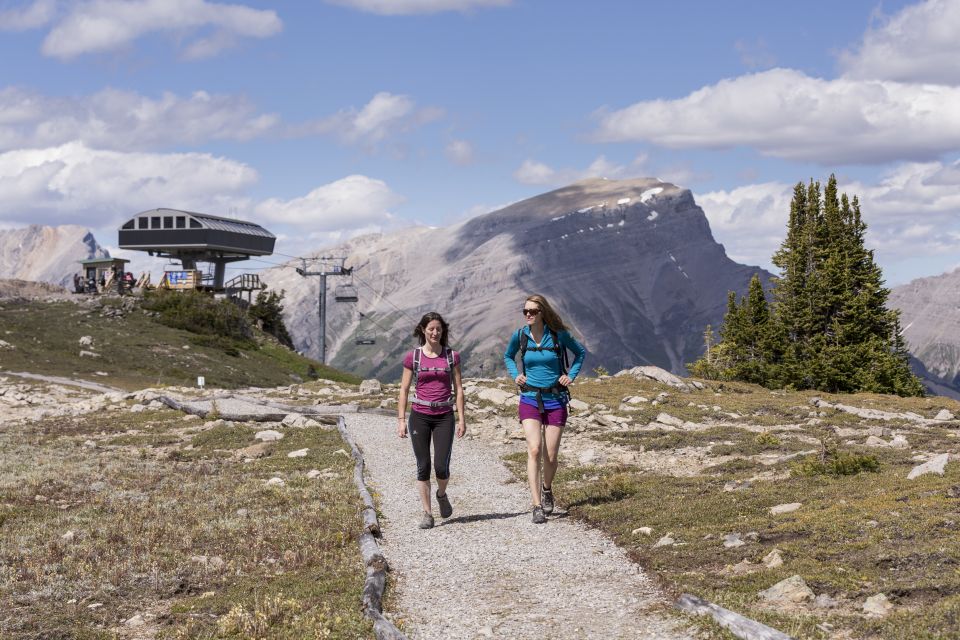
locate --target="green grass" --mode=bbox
[0,298,360,390]
[0,406,372,639]
[501,373,960,639]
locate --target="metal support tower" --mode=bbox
[296,257,353,365]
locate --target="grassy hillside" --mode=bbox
[0,296,360,390]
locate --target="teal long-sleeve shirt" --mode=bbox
[503,326,586,403]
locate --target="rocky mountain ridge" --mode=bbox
[890,268,960,399]
[0,224,108,288]
[261,177,770,380]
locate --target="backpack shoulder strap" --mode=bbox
[518,328,528,376]
[550,328,569,375]
[413,348,422,384]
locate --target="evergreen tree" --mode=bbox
[690,174,922,397]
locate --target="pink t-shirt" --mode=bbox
[403,348,460,415]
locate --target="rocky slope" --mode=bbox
[0,224,108,288]
[262,178,769,379]
[890,268,960,399]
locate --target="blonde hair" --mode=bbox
[525,294,568,332]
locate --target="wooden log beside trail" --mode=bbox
[676,594,793,640]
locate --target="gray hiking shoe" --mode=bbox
[436,490,453,518]
[541,485,554,515]
[532,505,546,524]
[419,511,434,529]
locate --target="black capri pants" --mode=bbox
[408,410,455,482]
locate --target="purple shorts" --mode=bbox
[518,401,568,427]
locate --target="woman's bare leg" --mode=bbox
[542,424,563,489]
[522,419,544,506]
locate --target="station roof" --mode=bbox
[118,208,276,257]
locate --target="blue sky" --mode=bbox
[1,0,958,285]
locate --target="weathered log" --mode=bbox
[359,532,387,571]
[363,507,381,535]
[371,616,407,640]
[362,565,386,613]
[676,593,793,640]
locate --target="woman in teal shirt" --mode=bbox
[504,294,585,524]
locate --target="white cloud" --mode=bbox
[445,138,474,165]
[255,175,403,231]
[513,155,648,186]
[0,142,256,227]
[298,92,443,147]
[0,87,279,151]
[696,160,960,275]
[325,0,511,16]
[0,0,56,31]
[41,0,281,60]
[840,0,960,84]
[593,68,960,165]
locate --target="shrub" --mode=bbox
[793,450,880,476]
[143,290,254,345]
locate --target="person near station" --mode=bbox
[73,273,83,294]
[397,312,466,529]
[504,294,585,524]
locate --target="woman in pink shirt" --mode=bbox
[397,312,467,529]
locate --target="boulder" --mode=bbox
[79,336,93,347]
[763,549,784,568]
[655,413,684,428]
[770,503,802,515]
[568,398,590,412]
[758,575,814,604]
[863,593,893,617]
[359,379,382,394]
[476,387,516,405]
[287,448,309,458]
[255,430,284,442]
[908,453,950,480]
[935,409,956,421]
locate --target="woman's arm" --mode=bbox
[561,330,587,383]
[453,355,466,438]
[503,329,524,385]
[397,366,413,438]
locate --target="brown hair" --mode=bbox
[525,294,567,332]
[412,311,450,348]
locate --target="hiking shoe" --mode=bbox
[436,490,453,518]
[532,505,546,524]
[418,511,434,529]
[541,485,554,515]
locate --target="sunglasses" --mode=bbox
[522,308,541,316]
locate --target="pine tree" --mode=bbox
[691,174,923,396]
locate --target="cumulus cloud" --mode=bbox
[513,155,648,186]
[40,0,281,60]
[298,92,443,147]
[840,0,960,84]
[255,175,403,231]
[0,87,279,151]
[445,139,474,165]
[0,0,56,31]
[593,68,960,165]
[325,0,511,16]
[696,161,960,275]
[0,142,257,227]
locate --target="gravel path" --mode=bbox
[345,413,694,639]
